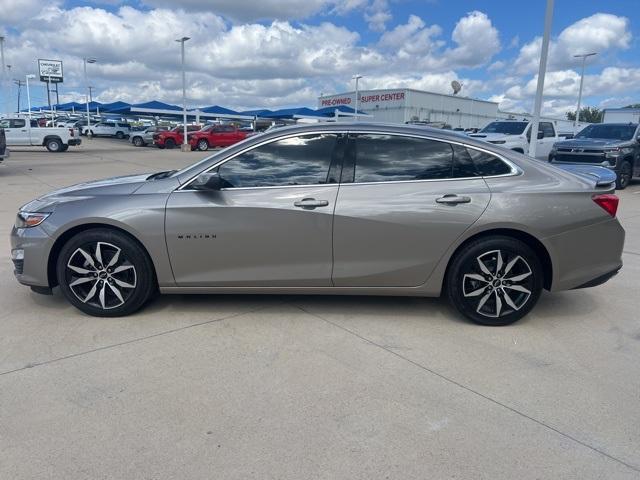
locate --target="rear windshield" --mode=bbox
[480,122,528,135]
[575,124,637,141]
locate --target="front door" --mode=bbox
[165,132,345,286]
[0,118,30,145]
[332,133,491,287]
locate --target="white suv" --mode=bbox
[469,120,558,160]
[82,121,131,139]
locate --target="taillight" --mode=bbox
[592,194,619,217]
[69,128,74,137]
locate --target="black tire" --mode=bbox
[115,131,125,139]
[445,236,543,326]
[615,161,632,190]
[56,228,157,317]
[164,138,176,149]
[197,139,209,151]
[157,145,165,149]
[60,144,69,152]
[45,138,63,152]
[133,136,145,147]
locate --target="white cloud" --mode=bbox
[0,0,51,24]
[365,0,392,32]
[444,11,500,67]
[514,13,632,74]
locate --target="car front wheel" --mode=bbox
[197,139,209,151]
[133,136,144,147]
[616,161,632,190]
[446,236,543,326]
[56,228,156,317]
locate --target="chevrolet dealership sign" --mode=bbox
[38,59,64,83]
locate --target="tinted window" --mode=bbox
[12,119,26,128]
[217,134,338,188]
[540,122,554,138]
[452,144,480,178]
[466,147,512,176]
[0,119,10,128]
[575,124,637,141]
[480,122,528,135]
[353,134,453,183]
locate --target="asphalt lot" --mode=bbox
[1,137,639,479]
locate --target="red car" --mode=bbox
[188,124,250,151]
[153,125,201,149]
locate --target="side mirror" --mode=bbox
[537,131,544,139]
[191,171,223,190]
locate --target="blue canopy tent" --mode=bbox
[261,107,325,119]
[314,105,368,117]
[240,109,274,117]
[53,101,85,112]
[100,101,132,114]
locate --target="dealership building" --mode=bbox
[318,88,581,133]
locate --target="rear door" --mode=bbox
[332,133,492,287]
[165,132,345,286]
[537,122,556,159]
[2,119,31,145]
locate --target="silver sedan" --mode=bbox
[10,123,625,325]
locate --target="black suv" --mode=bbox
[549,123,640,189]
[0,125,7,164]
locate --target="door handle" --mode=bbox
[436,194,471,205]
[294,198,329,209]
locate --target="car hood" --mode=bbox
[21,174,151,212]
[555,138,627,149]
[468,132,523,142]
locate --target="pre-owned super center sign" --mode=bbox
[38,59,64,83]
[319,90,405,108]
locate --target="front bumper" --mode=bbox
[10,224,54,288]
[68,139,82,146]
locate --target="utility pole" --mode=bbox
[1,36,7,114]
[176,36,190,152]
[528,0,554,159]
[352,74,363,120]
[14,79,24,112]
[88,86,94,102]
[573,52,597,133]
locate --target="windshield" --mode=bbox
[575,124,637,141]
[480,121,528,135]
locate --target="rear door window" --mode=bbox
[540,122,555,138]
[351,134,454,183]
[466,147,513,176]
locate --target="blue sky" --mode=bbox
[1,0,639,116]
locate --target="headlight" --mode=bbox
[15,212,51,228]
[604,148,621,158]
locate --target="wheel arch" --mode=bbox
[42,135,62,146]
[47,222,158,288]
[511,147,525,154]
[442,228,553,291]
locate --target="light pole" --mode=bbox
[1,36,7,115]
[83,57,96,132]
[573,52,597,133]
[176,36,190,152]
[528,0,554,159]
[25,74,35,120]
[352,74,363,120]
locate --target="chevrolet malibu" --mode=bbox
[10,123,625,325]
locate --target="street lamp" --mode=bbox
[176,36,190,152]
[573,52,597,133]
[83,57,97,131]
[352,74,363,120]
[25,74,35,119]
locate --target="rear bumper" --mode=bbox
[68,139,82,146]
[546,217,625,292]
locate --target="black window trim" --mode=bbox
[178,130,520,192]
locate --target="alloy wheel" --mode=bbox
[65,241,137,310]
[462,249,533,318]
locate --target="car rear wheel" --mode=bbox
[115,131,125,139]
[164,138,176,149]
[133,136,144,147]
[616,161,632,190]
[197,139,209,151]
[45,138,63,152]
[56,228,156,317]
[446,236,543,326]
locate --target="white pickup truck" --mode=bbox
[468,120,558,160]
[0,117,82,152]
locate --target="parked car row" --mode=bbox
[469,120,640,189]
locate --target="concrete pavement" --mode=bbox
[1,138,639,479]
